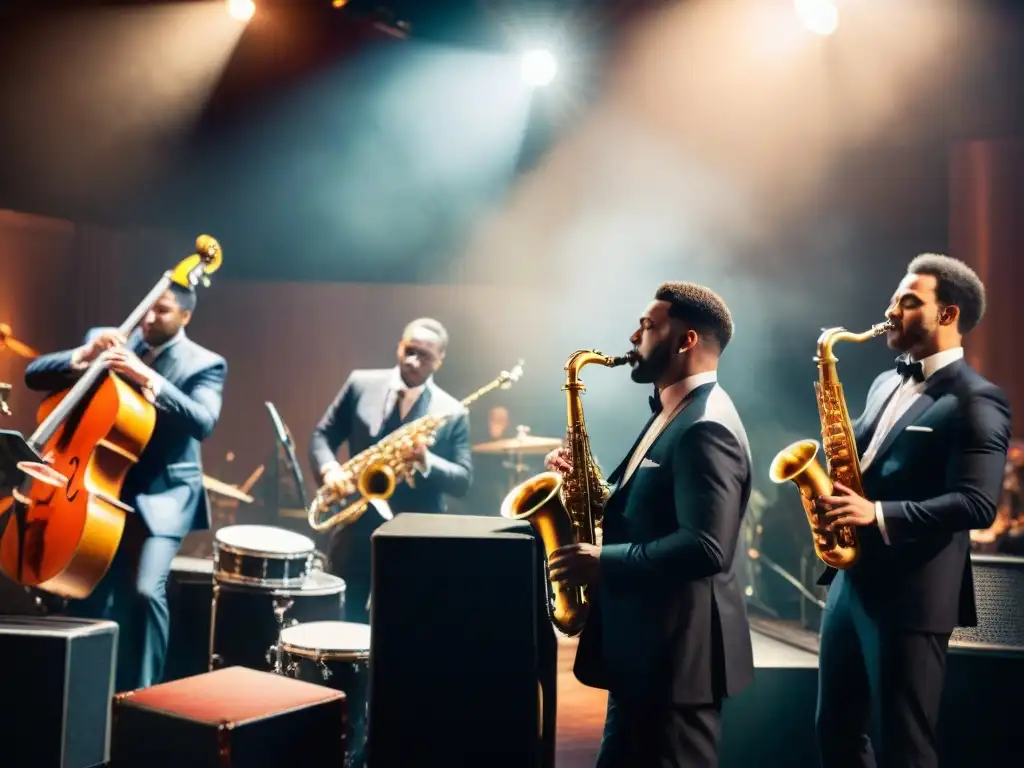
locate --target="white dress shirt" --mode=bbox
[620,370,718,485]
[863,346,964,544]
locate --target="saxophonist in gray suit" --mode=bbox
[308,318,472,623]
[544,282,754,768]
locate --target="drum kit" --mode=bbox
[186,523,370,768]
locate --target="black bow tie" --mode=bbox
[648,389,662,414]
[896,358,925,382]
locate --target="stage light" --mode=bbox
[794,0,838,36]
[226,0,255,22]
[521,49,557,88]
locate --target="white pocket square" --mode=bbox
[905,425,933,433]
[640,457,660,469]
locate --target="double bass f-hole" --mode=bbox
[64,456,81,503]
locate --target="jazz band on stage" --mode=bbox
[0,235,1013,768]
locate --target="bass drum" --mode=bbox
[279,621,371,768]
[210,571,346,673]
[213,525,316,588]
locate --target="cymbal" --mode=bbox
[473,435,563,455]
[202,474,254,504]
[0,323,40,360]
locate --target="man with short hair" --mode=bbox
[545,281,754,767]
[309,317,472,624]
[24,283,227,692]
[815,253,1012,767]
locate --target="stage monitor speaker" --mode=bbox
[951,554,1024,651]
[368,513,557,768]
[0,616,118,768]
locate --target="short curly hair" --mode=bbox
[655,281,734,351]
[907,253,986,333]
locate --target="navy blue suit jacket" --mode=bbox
[308,368,472,514]
[574,383,755,706]
[24,328,227,539]
[820,359,1012,633]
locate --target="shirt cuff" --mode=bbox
[419,451,433,478]
[875,501,890,545]
[148,375,163,400]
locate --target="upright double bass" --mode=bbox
[0,236,222,599]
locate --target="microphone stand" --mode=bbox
[264,402,309,513]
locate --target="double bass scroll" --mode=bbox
[0,236,223,599]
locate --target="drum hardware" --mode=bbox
[0,383,11,417]
[209,569,346,674]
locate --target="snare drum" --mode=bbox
[210,571,347,673]
[279,621,371,768]
[213,525,315,587]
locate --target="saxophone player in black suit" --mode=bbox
[815,254,1012,768]
[308,318,472,623]
[545,282,754,768]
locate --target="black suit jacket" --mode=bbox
[574,382,755,706]
[308,368,472,514]
[23,328,227,539]
[819,359,1012,633]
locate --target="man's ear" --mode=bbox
[180,309,193,327]
[677,329,698,354]
[939,304,960,327]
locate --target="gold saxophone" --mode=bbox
[500,349,635,636]
[769,321,894,569]
[308,361,524,533]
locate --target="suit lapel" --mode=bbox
[868,361,962,466]
[404,384,433,424]
[608,384,711,496]
[606,412,658,487]
[855,374,901,453]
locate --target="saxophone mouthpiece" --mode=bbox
[617,350,639,366]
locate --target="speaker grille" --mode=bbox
[952,555,1024,652]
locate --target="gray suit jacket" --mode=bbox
[574,382,755,706]
[24,327,226,539]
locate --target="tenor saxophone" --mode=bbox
[308,361,524,532]
[500,349,635,636]
[769,321,894,569]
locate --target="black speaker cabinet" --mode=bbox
[368,514,557,768]
[0,616,118,768]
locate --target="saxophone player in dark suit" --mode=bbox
[815,254,1011,768]
[545,282,754,768]
[23,284,226,692]
[308,318,472,623]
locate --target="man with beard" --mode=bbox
[814,253,1010,768]
[309,317,472,624]
[23,284,226,692]
[544,282,754,768]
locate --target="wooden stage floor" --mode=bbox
[551,625,820,768]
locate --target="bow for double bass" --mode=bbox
[0,235,223,599]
